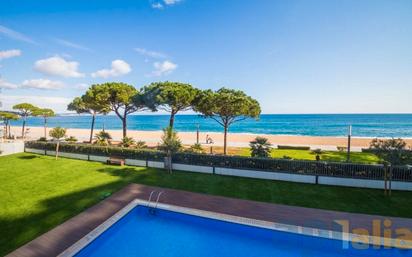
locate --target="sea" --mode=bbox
[9,114,412,138]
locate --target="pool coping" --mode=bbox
[58,199,412,257]
[6,184,412,257]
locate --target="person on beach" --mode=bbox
[206,134,214,144]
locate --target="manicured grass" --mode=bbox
[218,146,380,164]
[1,153,410,255]
[270,149,380,163]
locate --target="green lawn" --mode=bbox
[1,153,411,256]
[236,148,380,163]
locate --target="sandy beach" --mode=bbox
[10,126,412,151]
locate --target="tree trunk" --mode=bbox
[22,119,26,138]
[223,125,228,155]
[165,155,173,174]
[44,118,47,138]
[169,112,176,129]
[122,117,127,138]
[8,124,11,138]
[55,141,60,160]
[90,114,96,143]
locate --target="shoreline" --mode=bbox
[9,125,412,139]
[10,126,412,150]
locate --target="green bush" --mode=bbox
[337,146,347,152]
[277,145,310,150]
[186,143,205,154]
[65,136,78,143]
[135,140,148,149]
[25,141,165,161]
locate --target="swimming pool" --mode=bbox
[62,201,409,257]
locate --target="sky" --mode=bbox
[0,0,411,114]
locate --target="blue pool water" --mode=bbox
[74,206,409,257]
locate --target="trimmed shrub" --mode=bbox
[65,136,78,143]
[25,141,166,161]
[277,145,310,150]
[337,146,347,152]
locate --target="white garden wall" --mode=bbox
[172,163,213,174]
[0,142,25,156]
[391,181,412,191]
[125,159,147,167]
[59,152,89,160]
[89,155,109,163]
[25,148,45,155]
[147,161,164,169]
[318,176,384,189]
[46,150,56,156]
[215,167,317,184]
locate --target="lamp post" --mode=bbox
[347,125,352,162]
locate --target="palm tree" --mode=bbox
[94,131,112,146]
[120,136,136,147]
[49,127,67,159]
[249,137,272,158]
[158,127,182,173]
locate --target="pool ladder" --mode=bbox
[147,190,163,214]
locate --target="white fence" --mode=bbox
[24,148,412,191]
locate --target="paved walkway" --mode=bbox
[6,184,412,257]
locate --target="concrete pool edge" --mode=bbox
[58,199,412,257]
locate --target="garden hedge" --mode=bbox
[25,141,412,181]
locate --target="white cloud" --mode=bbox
[1,95,72,113]
[134,48,167,59]
[164,0,180,5]
[0,49,22,60]
[0,25,36,44]
[21,79,64,90]
[151,3,163,9]
[34,56,85,78]
[54,38,91,51]
[91,60,131,78]
[150,60,177,76]
[0,78,19,89]
[152,0,180,9]
[75,83,89,89]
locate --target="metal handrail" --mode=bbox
[148,191,164,214]
[147,190,156,209]
[153,191,164,211]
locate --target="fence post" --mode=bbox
[384,164,388,196]
[389,165,392,196]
